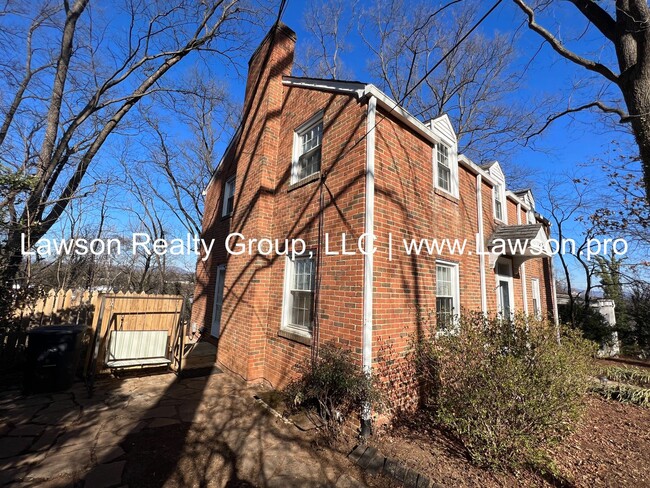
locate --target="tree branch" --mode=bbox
[512,0,620,83]
[567,0,617,42]
[526,101,630,141]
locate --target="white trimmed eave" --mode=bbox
[284,77,552,224]
[283,76,367,99]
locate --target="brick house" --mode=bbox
[191,23,557,395]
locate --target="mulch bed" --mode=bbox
[367,396,650,487]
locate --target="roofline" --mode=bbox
[226,75,551,225]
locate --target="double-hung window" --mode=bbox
[531,278,541,319]
[494,183,505,221]
[436,144,451,192]
[222,176,236,217]
[292,116,323,184]
[436,261,460,330]
[282,255,316,336]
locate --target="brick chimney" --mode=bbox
[227,23,296,382]
[243,22,296,114]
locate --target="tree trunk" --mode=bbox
[621,79,650,197]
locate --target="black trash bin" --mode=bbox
[23,325,88,393]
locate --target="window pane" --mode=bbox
[436,297,454,329]
[436,265,452,296]
[437,144,449,167]
[438,165,450,191]
[302,122,322,153]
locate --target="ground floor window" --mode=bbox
[282,255,315,336]
[531,278,541,319]
[436,260,460,330]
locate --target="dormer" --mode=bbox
[482,161,507,224]
[515,188,537,224]
[427,114,459,198]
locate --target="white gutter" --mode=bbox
[517,203,529,314]
[476,174,487,313]
[363,95,376,376]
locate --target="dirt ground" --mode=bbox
[367,396,650,487]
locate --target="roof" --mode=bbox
[489,224,544,243]
[487,224,551,258]
[207,75,548,223]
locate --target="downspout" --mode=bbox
[517,203,528,315]
[550,255,561,341]
[361,95,377,437]
[476,174,487,313]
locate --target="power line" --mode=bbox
[393,0,503,113]
[325,0,504,173]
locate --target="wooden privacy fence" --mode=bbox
[4,289,187,373]
[15,288,100,329]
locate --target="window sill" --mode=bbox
[278,329,312,346]
[434,187,459,204]
[221,213,232,221]
[288,172,320,192]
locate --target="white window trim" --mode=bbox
[527,210,536,224]
[222,175,236,217]
[433,142,459,198]
[531,278,542,319]
[495,258,515,319]
[291,111,324,185]
[281,254,315,337]
[435,259,460,333]
[493,183,507,223]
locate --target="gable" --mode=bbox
[427,114,457,146]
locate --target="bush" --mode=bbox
[590,382,650,408]
[415,312,596,471]
[599,366,650,388]
[284,343,381,437]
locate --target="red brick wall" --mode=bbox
[371,110,554,410]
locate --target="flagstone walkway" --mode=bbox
[0,370,367,487]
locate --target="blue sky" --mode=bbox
[38,0,640,289]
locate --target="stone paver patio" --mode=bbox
[0,370,367,487]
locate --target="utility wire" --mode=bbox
[324,0,504,173]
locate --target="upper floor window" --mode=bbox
[527,210,536,224]
[493,183,506,222]
[292,115,323,184]
[437,144,451,191]
[436,261,460,330]
[434,143,458,197]
[222,176,236,217]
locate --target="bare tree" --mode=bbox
[0,0,263,286]
[295,0,354,79]
[540,174,600,326]
[512,0,650,202]
[136,74,238,237]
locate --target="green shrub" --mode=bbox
[599,366,650,388]
[415,312,596,471]
[591,382,650,407]
[284,343,381,436]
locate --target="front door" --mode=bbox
[211,265,226,338]
[496,259,514,319]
